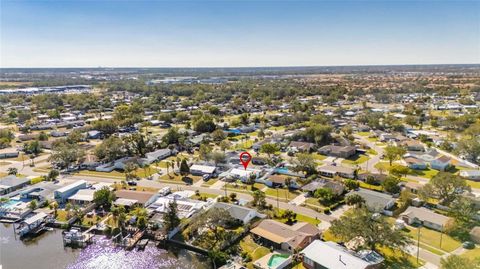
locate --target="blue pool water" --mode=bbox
[274,167,290,174]
[1,199,21,209]
[226,129,241,134]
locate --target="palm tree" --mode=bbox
[7,167,17,175]
[166,161,170,176]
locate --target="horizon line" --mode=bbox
[2,63,480,69]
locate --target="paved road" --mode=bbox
[59,173,336,224]
[406,244,442,268]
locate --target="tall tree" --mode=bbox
[419,172,470,206]
[384,146,406,166]
[93,187,116,208]
[330,208,411,251]
[163,200,181,232]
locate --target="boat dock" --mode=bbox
[15,212,51,238]
[62,227,94,248]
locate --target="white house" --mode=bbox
[190,164,217,176]
[213,202,265,224]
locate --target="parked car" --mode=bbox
[127,180,137,186]
[203,174,212,181]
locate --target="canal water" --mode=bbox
[0,224,210,269]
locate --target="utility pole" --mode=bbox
[439,226,443,249]
[416,226,421,265]
[224,181,227,198]
[276,187,279,209]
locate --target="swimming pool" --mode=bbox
[267,254,290,268]
[274,167,290,174]
[0,199,22,209]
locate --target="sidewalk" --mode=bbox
[289,193,306,205]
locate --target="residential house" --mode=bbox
[190,164,217,176]
[318,165,355,179]
[250,219,320,253]
[404,157,427,170]
[264,174,299,189]
[0,149,19,159]
[0,175,31,195]
[115,190,158,207]
[148,191,206,219]
[301,240,383,269]
[400,206,452,231]
[357,172,388,185]
[54,180,87,203]
[301,179,345,196]
[459,170,480,181]
[404,181,422,194]
[68,189,95,205]
[430,155,452,171]
[318,145,356,158]
[397,140,424,152]
[346,189,395,213]
[140,148,172,166]
[288,141,315,153]
[213,202,265,224]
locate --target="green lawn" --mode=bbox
[304,197,325,209]
[410,168,439,179]
[191,192,219,200]
[240,235,271,268]
[201,178,218,187]
[367,148,378,155]
[55,210,69,222]
[322,227,423,268]
[234,140,254,150]
[81,214,102,226]
[311,153,327,161]
[274,209,321,226]
[461,247,480,261]
[374,161,393,171]
[405,226,461,253]
[357,132,371,137]
[359,181,383,191]
[466,180,480,189]
[379,246,424,268]
[342,154,370,165]
[264,187,300,201]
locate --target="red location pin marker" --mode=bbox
[239,152,252,170]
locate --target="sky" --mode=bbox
[1,0,479,68]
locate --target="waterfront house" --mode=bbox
[400,206,451,231]
[20,181,64,202]
[148,191,207,219]
[0,175,31,195]
[54,180,87,203]
[68,189,95,205]
[346,189,395,214]
[318,145,356,158]
[250,219,320,253]
[301,240,383,269]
